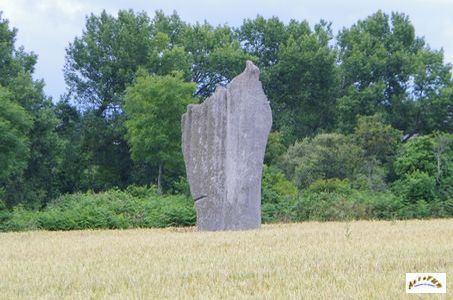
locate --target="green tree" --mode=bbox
[0,13,37,86]
[337,11,452,133]
[432,133,453,202]
[65,9,155,113]
[261,165,297,222]
[264,131,286,165]
[353,114,402,190]
[0,13,62,207]
[393,134,452,208]
[6,72,63,207]
[53,99,86,194]
[124,72,196,193]
[393,170,436,203]
[182,22,252,99]
[394,136,436,176]
[354,114,401,163]
[64,10,185,190]
[63,8,146,189]
[0,86,32,181]
[236,16,287,68]
[266,21,338,142]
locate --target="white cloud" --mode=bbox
[0,0,103,99]
[38,0,91,16]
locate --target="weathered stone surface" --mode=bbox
[182,61,272,231]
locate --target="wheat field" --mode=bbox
[0,219,452,299]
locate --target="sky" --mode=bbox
[0,0,452,101]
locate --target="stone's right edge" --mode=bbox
[182,60,272,231]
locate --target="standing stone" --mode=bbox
[182,61,272,231]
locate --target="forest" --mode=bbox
[0,9,451,231]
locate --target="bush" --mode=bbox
[294,179,368,221]
[261,166,297,223]
[361,192,405,219]
[307,178,352,194]
[150,195,196,227]
[1,171,450,232]
[394,136,437,177]
[1,205,40,231]
[392,170,436,203]
[280,133,365,189]
[291,178,441,221]
[0,187,195,232]
[0,199,11,227]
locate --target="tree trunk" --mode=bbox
[157,162,163,194]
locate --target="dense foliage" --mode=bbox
[124,72,196,193]
[0,186,195,231]
[0,9,451,231]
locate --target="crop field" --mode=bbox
[0,219,452,299]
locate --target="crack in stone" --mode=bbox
[193,195,207,202]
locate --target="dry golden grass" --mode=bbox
[0,219,452,299]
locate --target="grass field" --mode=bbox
[0,219,452,299]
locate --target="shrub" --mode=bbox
[0,205,39,231]
[150,195,196,227]
[280,133,364,189]
[293,179,425,221]
[261,166,297,223]
[125,185,159,198]
[394,136,436,177]
[0,199,11,228]
[361,192,405,219]
[307,178,352,194]
[294,179,368,221]
[0,188,195,232]
[392,170,436,203]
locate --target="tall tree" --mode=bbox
[0,12,37,86]
[124,72,196,193]
[53,99,85,194]
[7,71,63,208]
[64,10,156,190]
[337,11,452,133]
[236,16,287,69]
[392,134,452,209]
[353,114,401,190]
[266,21,338,143]
[0,13,62,207]
[65,9,154,113]
[0,86,32,182]
[182,22,252,99]
[64,10,196,190]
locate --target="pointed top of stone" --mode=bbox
[245,60,260,77]
[229,60,261,90]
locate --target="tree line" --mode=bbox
[0,9,451,223]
